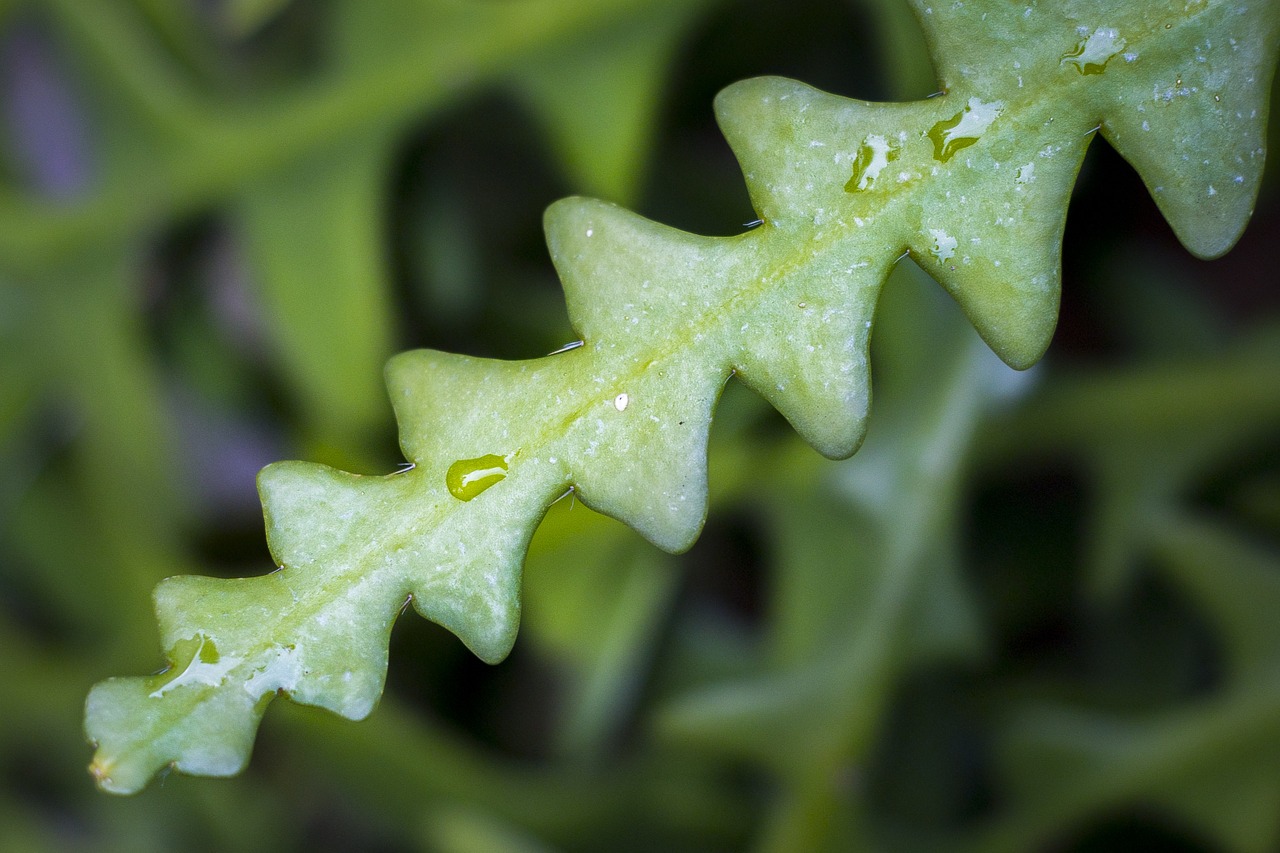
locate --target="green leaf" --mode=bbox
[1149,514,1280,686]
[917,0,1278,257]
[85,0,1279,794]
[981,516,1280,853]
[522,500,680,758]
[655,265,1007,850]
[235,139,396,467]
[221,0,295,39]
[422,804,558,853]
[511,3,710,202]
[990,699,1280,853]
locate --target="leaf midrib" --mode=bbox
[104,2,1238,785]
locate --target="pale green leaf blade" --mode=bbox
[714,75,1082,369]
[1097,3,1279,258]
[915,0,1279,259]
[83,0,1280,796]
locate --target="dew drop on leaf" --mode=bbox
[844,134,897,192]
[1061,26,1127,75]
[145,634,236,698]
[446,454,510,501]
[927,97,1003,162]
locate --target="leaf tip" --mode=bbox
[83,680,161,796]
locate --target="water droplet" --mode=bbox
[1061,27,1126,75]
[844,134,897,192]
[146,634,240,698]
[927,97,1003,162]
[446,454,509,501]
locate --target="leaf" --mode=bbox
[980,335,1280,600]
[978,512,1280,852]
[220,0,295,39]
[235,138,397,466]
[422,804,558,853]
[0,0,701,274]
[990,699,1280,853]
[85,0,1279,794]
[655,265,1007,849]
[511,3,709,203]
[918,0,1277,258]
[522,500,680,758]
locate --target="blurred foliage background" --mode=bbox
[1,0,1279,850]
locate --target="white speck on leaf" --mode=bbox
[928,229,958,263]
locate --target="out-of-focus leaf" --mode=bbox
[236,139,396,469]
[991,698,1280,853]
[523,500,679,758]
[984,515,1280,853]
[982,337,1280,600]
[511,3,711,203]
[852,0,936,99]
[89,0,1278,783]
[658,264,1011,850]
[221,0,296,39]
[1150,514,1280,685]
[46,0,203,132]
[422,804,558,853]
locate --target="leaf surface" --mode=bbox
[85,0,1279,793]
